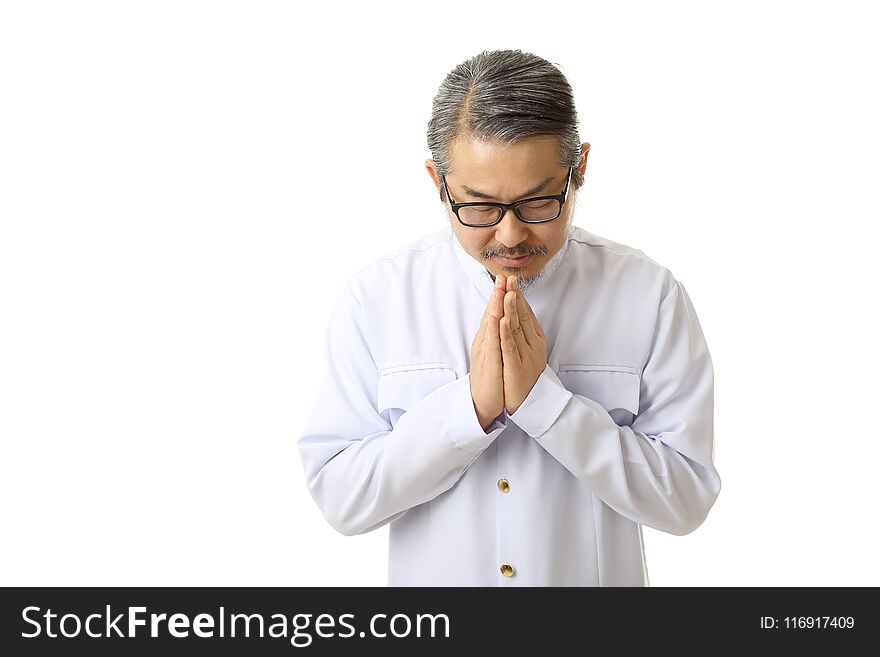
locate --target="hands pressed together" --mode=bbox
[469,274,548,431]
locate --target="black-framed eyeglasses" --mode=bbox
[442,166,573,227]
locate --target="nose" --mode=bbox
[494,207,530,250]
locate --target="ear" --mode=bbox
[425,158,447,202]
[425,159,441,189]
[577,142,590,180]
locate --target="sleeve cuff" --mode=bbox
[438,375,508,450]
[508,364,573,438]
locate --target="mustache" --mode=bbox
[484,246,547,259]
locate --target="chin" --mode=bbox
[496,258,538,276]
[497,265,530,275]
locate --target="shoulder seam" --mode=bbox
[568,232,670,275]
[348,232,451,280]
[345,279,363,308]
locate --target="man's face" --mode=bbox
[434,135,581,290]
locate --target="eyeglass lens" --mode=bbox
[459,199,560,225]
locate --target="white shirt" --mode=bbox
[297,223,721,586]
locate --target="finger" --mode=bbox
[523,294,545,338]
[500,315,521,365]
[505,290,531,352]
[513,285,537,339]
[479,276,503,332]
[510,277,543,336]
[471,325,482,357]
[482,278,500,323]
[478,305,489,339]
[515,285,545,341]
[490,282,504,322]
[486,314,503,381]
[507,275,536,343]
[504,289,519,330]
[485,313,502,360]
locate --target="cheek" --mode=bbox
[539,227,567,252]
[460,235,490,259]
[452,227,480,252]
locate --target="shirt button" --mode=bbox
[497,478,510,493]
[500,562,515,577]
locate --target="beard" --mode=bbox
[489,266,545,295]
[486,217,574,295]
[445,207,574,297]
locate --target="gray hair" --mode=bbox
[427,49,584,202]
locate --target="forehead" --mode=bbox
[448,135,561,182]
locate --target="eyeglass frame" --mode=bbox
[442,166,573,227]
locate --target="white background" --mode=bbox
[2,0,878,586]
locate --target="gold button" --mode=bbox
[500,562,515,577]
[497,478,510,493]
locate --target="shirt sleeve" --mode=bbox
[297,281,507,536]
[508,276,721,536]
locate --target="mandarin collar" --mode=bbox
[450,223,573,303]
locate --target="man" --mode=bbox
[297,49,720,586]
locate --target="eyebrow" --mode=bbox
[460,176,556,201]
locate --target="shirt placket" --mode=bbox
[496,432,517,584]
